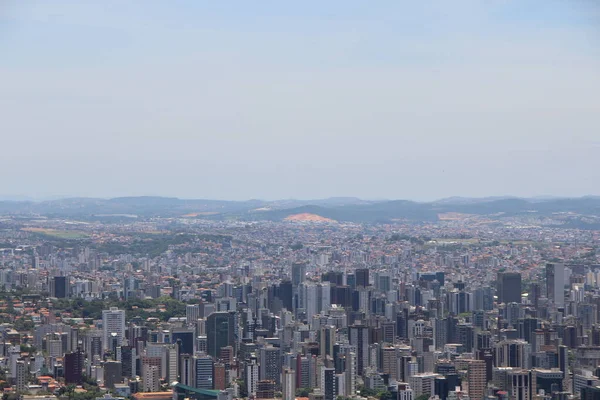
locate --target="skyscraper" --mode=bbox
[494,340,531,369]
[257,380,276,399]
[166,344,179,383]
[119,346,136,380]
[64,350,84,384]
[529,283,541,309]
[282,368,296,400]
[509,370,530,400]
[186,304,200,325]
[546,263,565,307]
[246,360,259,397]
[259,346,282,386]
[103,360,123,389]
[292,263,307,287]
[213,363,226,390]
[497,272,522,304]
[180,353,194,387]
[355,268,369,288]
[349,324,369,376]
[143,365,160,392]
[320,367,336,400]
[381,346,399,380]
[194,354,214,389]
[319,326,335,357]
[51,276,69,298]
[172,328,195,355]
[15,360,27,392]
[409,373,440,398]
[102,307,126,351]
[206,311,235,358]
[276,280,293,311]
[345,352,356,396]
[398,383,414,400]
[467,360,486,400]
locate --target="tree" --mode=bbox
[237,380,248,398]
[357,386,377,397]
[2,393,19,400]
[416,395,429,400]
[377,392,394,400]
[20,344,37,355]
[296,388,311,397]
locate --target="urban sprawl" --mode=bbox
[0,210,599,400]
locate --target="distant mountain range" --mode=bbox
[1,195,600,226]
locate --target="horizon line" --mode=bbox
[1,194,599,203]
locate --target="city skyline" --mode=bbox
[2,2,600,400]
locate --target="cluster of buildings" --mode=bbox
[0,217,598,400]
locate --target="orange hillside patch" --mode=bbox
[285,213,335,222]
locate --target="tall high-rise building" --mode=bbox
[194,354,214,389]
[581,386,600,400]
[322,271,344,286]
[143,365,160,392]
[319,326,335,357]
[102,307,126,351]
[118,346,136,380]
[256,380,276,399]
[355,268,369,288]
[15,360,27,392]
[51,276,69,298]
[349,324,369,376]
[398,383,414,400]
[246,360,259,397]
[282,368,296,400]
[123,277,139,300]
[546,263,565,307]
[180,354,194,387]
[274,281,293,312]
[206,311,235,358]
[141,356,162,381]
[64,350,84,384]
[434,377,452,400]
[260,346,282,386]
[381,322,396,344]
[345,352,356,396]
[467,360,486,400]
[104,361,123,389]
[509,370,530,400]
[186,304,200,325]
[494,340,531,369]
[497,272,522,304]
[409,373,440,397]
[166,344,179,383]
[532,369,563,394]
[172,328,195,355]
[381,346,399,380]
[377,273,391,292]
[292,263,307,287]
[86,330,103,360]
[296,355,311,390]
[529,283,541,309]
[213,363,226,390]
[320,367,336,400]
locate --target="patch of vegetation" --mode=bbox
[96,233,195,257]
[22,228,88,240]
[52,296,186,321]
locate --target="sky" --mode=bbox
[1,1,599,201]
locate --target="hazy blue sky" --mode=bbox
[1,1,599,200]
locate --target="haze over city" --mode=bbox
[4,3,600,400]
[2,1,599,200]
